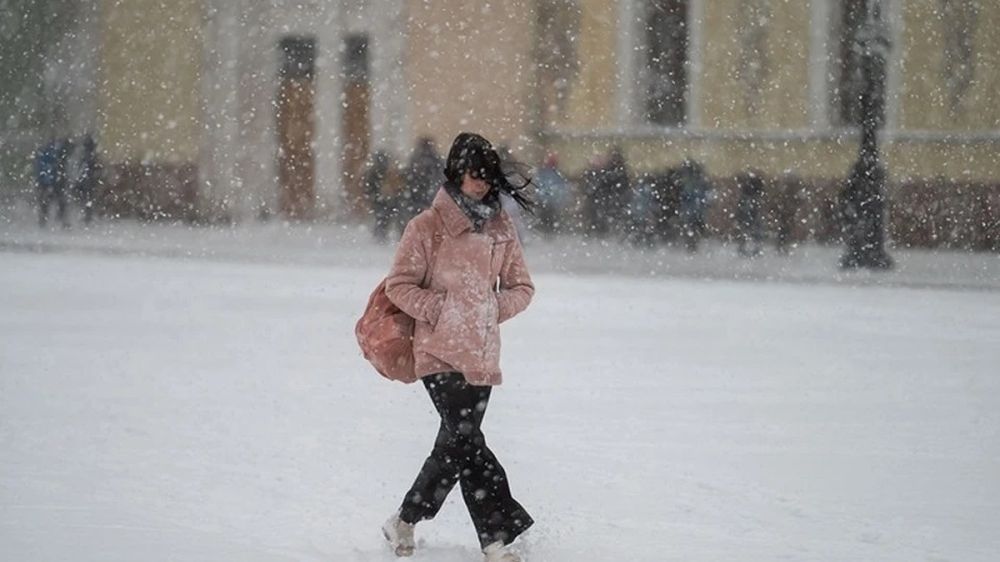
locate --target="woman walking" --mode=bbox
[380,133,535,561]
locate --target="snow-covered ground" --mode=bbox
[2,215,1000,291]
[2,227,999,561]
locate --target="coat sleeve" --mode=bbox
[496,232,534,324]
[385,219,445,325]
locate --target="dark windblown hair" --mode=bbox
[444,132,535,213]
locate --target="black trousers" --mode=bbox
[399,372,533,548]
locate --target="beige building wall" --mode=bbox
[544,0,1000,182]
[89,0,1000,220]
[554,1,814,133]
[556,0,618,131]
[99,0,203,163]
[700,1,811,131]
[886,140,999,180]
[898,0,1000,132]
[405,0,536,153]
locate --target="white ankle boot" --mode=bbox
[483,541,522,562]
[381,511,415,557]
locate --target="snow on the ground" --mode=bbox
[1,242,999,561]
[3,217,1000,291]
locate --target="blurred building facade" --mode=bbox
[538,0,1000,249]
[541,0,1000,182]
[89,0,411,221]
[32,0,999,238]
[70,0,539,222]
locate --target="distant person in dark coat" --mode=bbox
[532,153,570,236]
[774,174,802,254]
[35,137,71,228]
[582,147,631,238]
[72,134,100,225]
[628,172,658,247]
[678,159,713,252]
[580,155,605,236]
[402,136,444,225]
[648,167,682,243]
[364,150,403,242]
[735,170,765,257]
[599,147,630,237]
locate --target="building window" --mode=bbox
[280,36,317,80]
[343,34,369,83]
[642,0,689,127]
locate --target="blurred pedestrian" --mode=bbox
[599,147,630,237]
[532,153,570,236]
[649,167,683,243]
[628,172,658,247]
[580,154,605,236]
[735,170,765,257]
[71,134,100,225]
[774,174,802,254]
[402,136,444,225]
[364,150,403,242]
[35,137,71,228]
[581,147,631,238]
[678,159,713,252]
[380,132,535,562]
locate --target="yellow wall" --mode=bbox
[745,0,811,130]
[545,134,999,183]
[698,2,737,129]
[899,0,1000,131]
[543,0,999,182]
[556,0,617,130]
[886,141,1000,180]
[99,0,202,163]
[405,0,535,151]
[553,1,814,132]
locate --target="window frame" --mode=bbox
[621,0,700,131]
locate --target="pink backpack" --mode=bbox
[355,213,443,383]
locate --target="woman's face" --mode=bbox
[460,171,491,201]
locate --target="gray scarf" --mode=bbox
[444,182,501,233]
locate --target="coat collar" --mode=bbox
[431,187,474,237]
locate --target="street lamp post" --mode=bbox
[840,0,894,270]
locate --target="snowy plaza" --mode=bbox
[2,225,999,561]
[4,0,1000,560]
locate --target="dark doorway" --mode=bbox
[277,36,317,219]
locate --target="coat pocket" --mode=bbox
[429,290,451,330]
[489,240,511,281]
